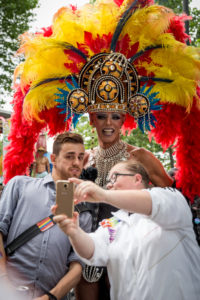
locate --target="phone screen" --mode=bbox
[55,180,74,218]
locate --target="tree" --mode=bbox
[75,116,98,150]
[121,128,175,169]
[157,0,200,45]
[0,0,39,106]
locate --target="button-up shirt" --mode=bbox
[80,187,200,300]
[0,174,92,298]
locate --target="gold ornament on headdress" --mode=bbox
[68,52,140,116]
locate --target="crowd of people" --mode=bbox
[0,129,200,299]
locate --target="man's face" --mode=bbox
[90,112,125,146]
[37,150,45,157]
[52,143,85,180]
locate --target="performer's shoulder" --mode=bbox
[126,143,137,153]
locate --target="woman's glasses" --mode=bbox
[106,173,136,185]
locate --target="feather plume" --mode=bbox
[121,5,174,51]
[110,0,139,51]
[4,0,200,203]
[3,85,45,183]
[23,80,69,122]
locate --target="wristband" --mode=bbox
[45,291,57,300]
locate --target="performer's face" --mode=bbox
[90,112,125,148]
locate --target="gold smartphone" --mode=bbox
[55,180,74,218]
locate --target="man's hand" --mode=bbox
[69,178,107,204]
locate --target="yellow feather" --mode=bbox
[138,41,200,110]
[122,5,174,50]
[23,81,69,122]
[14,0,200,121]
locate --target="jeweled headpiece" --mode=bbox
[3,0,200,202]
[55,50,162,131]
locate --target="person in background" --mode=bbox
[53,160,200,300]
[32,147,50,178]
[0,132,92,300]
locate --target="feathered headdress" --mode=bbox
[4,0,200,201]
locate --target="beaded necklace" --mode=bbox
[83,140,130,283]
[94,140,130,187]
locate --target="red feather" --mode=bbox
[3,86,45,183]
[40,107,67,136]
[175,95,200,201]
[35,26,53,37]
[122,113,137,135]
[84,31,112,54]
[151,103,185,150]
[167,14,192,44]
[114,0,154,7]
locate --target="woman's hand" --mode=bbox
[53,212,79,238]
[69,178,107,204]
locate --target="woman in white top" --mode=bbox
[53,160,200,300]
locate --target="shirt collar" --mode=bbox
[43,173,55,186]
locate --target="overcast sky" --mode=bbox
[31,0,200,31]
[30,0,88,31]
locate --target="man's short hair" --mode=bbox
[53,132,84,155]
[116,160,150,188]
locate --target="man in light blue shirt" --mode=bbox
[0,132,92,300]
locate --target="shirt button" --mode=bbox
[43,241,46,244]
[40,260,42,263]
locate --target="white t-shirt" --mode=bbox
[79,187,200,300]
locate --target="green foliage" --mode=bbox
[156,0,186,12]
[0,0,39,105]
[121,128,175,170]
[157,0,200,45]
[190,7,200,45]
[74,115,98,150]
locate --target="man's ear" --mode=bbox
[51,154,56,165]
